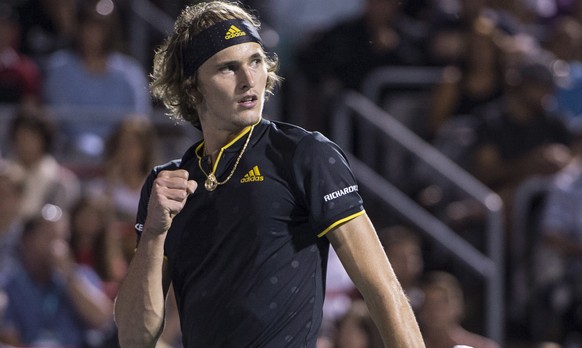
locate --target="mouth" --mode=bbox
[238,94,258,107]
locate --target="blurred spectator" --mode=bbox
[471,58,573,233]
[295,0,427,91]
[69,195,127,347]
[537,134,582,344]
[7,107,81,219]
[43,2,151,114]
[0,204,113,347]
[69,195,127,300]
[0,2,41,106]
[574,0,582,24]
[0,159,25,275]
[426,0,510,138]
[292,0,426,131]
[378,224,424,312]
[544,16,582,128]
[418,271,500,348]
[14,0,77,68]
[86,116,158,223]
[333,299,384,348]
[42,1,151,147]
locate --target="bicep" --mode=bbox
[326,214,395,292]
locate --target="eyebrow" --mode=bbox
[215,51,264,67]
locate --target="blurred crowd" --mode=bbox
[1,0,582,347]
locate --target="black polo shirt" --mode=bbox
[135,118,364,347]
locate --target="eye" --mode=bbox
[250,57,263,67]
[219,64,236,73]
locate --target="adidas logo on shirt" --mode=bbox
[241,165,264,183]
[225,25,246,40]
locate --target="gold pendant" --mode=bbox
[204,173,218,191]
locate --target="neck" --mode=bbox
[83,54,107,73]
[19,153,45,169]
[201,123,255,162]
[197,123,256,191]
[204,130,241,154]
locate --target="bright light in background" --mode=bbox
[41,204,63,222]
[96,0,115,16]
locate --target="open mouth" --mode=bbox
[238,95,258,108]
[239,95,257,103]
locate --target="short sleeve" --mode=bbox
[134,159,182,242]
[134,170,155,241]
[291,132,364,237]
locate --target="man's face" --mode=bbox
[13,127,45,165]
[196,42,268,132]
[386,241,423,286]
[419,287,462,329]
[24,219,67,266]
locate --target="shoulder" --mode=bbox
[16,54,40,74]
[262,121,347,167]
[109,53,146,73]
[266,120,338,151]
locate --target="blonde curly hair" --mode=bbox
[150,1,281,128]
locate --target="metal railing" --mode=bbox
[127,0,174,68]
[331,90,505,344]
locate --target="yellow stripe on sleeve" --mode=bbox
[317,210,365,238]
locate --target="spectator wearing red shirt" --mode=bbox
[0,3,41,106]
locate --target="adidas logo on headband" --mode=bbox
[225,25,246,40]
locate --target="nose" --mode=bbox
[239,66,255,90]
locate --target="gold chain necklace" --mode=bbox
[198,125,254,191]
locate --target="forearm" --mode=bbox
[114,229,168,348]
[361,276,424,348]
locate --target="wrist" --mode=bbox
[136,226,167,259]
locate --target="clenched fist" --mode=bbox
[145,169,197,235]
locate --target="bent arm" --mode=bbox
[114,169,196,348]
[114,229,171,348]
[326,213,425,348]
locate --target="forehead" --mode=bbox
[205,42,263,64]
